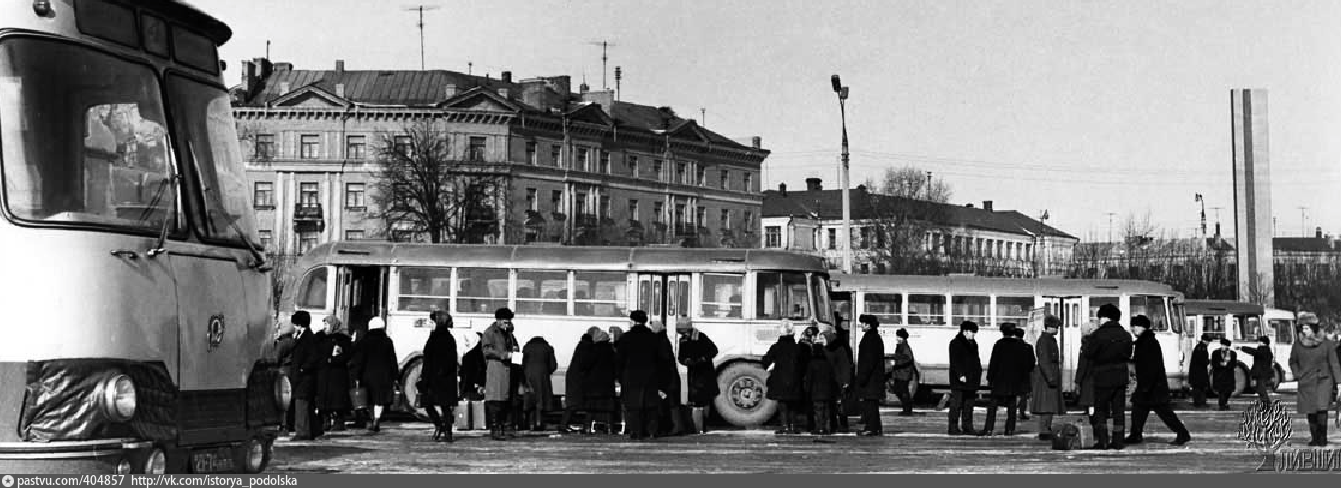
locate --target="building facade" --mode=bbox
[760,178,1078,276]
[232,58,769,256]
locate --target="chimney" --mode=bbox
[752,136,762,149]
[1317,226,1323,239]
[240,60,255,94]
[335,83,345,98]
[501,71,512,83]
[444,84,458,98]
[579,82,589,94]
[335,59,345,73]
[983,201,994,212]
[779,183,788,196]
[805,178,822,191]
[278,82,291,95]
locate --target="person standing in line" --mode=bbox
[607,325,626,434]
[824,327,854,432]
[983,323,1033,436]
[855,315,886,436]
[1188,334,1213,408]
[1289,313,1341,447]
[679,323,720,434]
[1210,339,1239,411]
[1029,316,1065,440]
[559,329,594,434]
[614,311,673,441]
[762,320,804,435]
[458,333,486,401]
[315,315,353,432]
[1081,304,1133,450]
[650,320,687,436]
[274,321,297,436]
[1125,315,1191,446]
[522,335,558,431]
[481,308,519,441]
[947,321,982,436]
[1073,322,1098,422]
[420,311,459,442]
[1012,327,1033,422]
[349,317,398,433]
[802,326,836,435]
[1238,336,1275,404]
[288,312,323,441]
[582,328,618,434]
[889,328,917,417]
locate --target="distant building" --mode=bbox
[760,178,1077,276]
[231,58,768,256]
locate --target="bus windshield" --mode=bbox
[0,38,173,231]
[812,274,833,325]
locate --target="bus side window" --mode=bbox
[296,267,329,310]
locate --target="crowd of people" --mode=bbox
[274,304,1341,449]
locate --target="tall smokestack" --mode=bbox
[1230,88,1274,306]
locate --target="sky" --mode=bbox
[203,0,1341,242]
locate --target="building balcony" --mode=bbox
[674,223,697,237]
[576,213,599,229]
[294,202,324,232]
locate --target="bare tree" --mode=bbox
[372,121,510,244]
[858,166,953,274]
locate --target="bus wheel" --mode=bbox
[1233,364,1249,395]
[399,359,430,421]
[713,362,776,427]
[1269,365,1284,393]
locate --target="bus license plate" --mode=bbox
[191,448,236,473]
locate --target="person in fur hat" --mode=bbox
[481,308,519,440]
[614,310,674,440]
[1289,314,1341,447]
[1082,303,1133,449]
[855,315,886,436]
[947,321,981,436]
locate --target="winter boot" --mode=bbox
[441,423,454,443]
[1123,432,1144,445]
[1171,430,1191,446]
[1091,424,1109,450]
[1108,428,1125,450]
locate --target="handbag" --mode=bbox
[350,382,369,410]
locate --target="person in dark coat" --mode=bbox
[560,330,594,433]
[1210,339,1239,411]
[614,310,674,440]
[315,315,354,431]
[824,328,855,432]
[762,320,805,435]
[420,311,459,442]
[800,327,836,435]
[1124,315,1191,446]
[288,312,323,441]
[679,325,719,434]
[349,317,398,432]
[522,336,558,431]
[582,328,618,433]
[983,323,1034,436]
[855,315,886,436]
[1238,336,1275,404]
[653,320,688,436]
[947,321,982,436]
[1011,327,1033,422]
[481,308,519,441]
[1081,304,1134,450]
[459,334,486,401]
[1030,316,1064,440]
[1289,314,1341,447]
[274,322,297,435]
[889,328,916,417]
[1074,322,1098,413]
[1188,334,1213,408]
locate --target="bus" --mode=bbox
[281,242,834,427]
[1181,300,1294,394]
[830,274,1186,401]
[0,0,285,474]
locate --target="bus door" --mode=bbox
[293,265,337,323]
[333,266,388,340]
[1045,296,1080,392]
[637,273,691,403]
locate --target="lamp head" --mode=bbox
[830,74,842,93]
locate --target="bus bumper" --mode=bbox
[0,439,158,474]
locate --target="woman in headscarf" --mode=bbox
[559,328,596,433]
[802,326,836,435]
[349,317,398,432]
[581,327,618,433]
[762,320,804,435]
[420,311,458,442]
[679,322,719,434]
[316,315,353,431]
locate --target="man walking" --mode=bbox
[1081,304,1133,450]
[614,311,674,440]
[948,321,982,436]
[1188,334,1212,408]
[1125,315,1191,446]
[889,328,917,416]
[1238,336,1275,404]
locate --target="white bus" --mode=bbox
[0,0,283,474]
[1181,300,1294,393]
[282,242,835,427]
[831,274,1186,400]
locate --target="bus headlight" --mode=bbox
[274,373,292,408]
[98,374,137,421]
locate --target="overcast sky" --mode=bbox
[205,0,1341,242]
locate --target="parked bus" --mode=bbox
[281,242,834,427]
[0,0,284,474]
[831,274,1186,401]
[1181,300,1294,394]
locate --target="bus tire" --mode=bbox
[713,362,776,427]
[1233,364,1249,395]
[1269,365,1284,392]
[399,358,431,421]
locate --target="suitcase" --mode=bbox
[453,403,473,430]
[1051,419,1092,450]
[470,401,488,430]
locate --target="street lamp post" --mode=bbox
[832,75,852,274]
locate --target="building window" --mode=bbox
[345,230,365,240]
[599,151,611,174]
[743,172,753,192]
[653,159,664,181]
[765,226,782,248]
[629,155,639,178]
[696,166,706,186]
[676,163,688,184]
[258,230,273,250]
[720,209,731,229]
[255,134,275,159]
[253,182,274,208]
[300,134,320,159]
[467,136,487,160]
[744,211,753,232]
[526,188,538,211]
[525,141,537,165]
[551,190,563,212]
[629,200,639,222]
[674,203,687,226]
[720,170,730,190]
[393,135,413,157]
[653,202,665,223]
[828,228,837,250]
[551,145,562,166]
[696,206,706,227]
[599,195,611,219]
[576,147,589,171]
[346,135,366,160]
[298,231,319,255]
[345,183,366,209]
[576,192,588,217]
[299,182,319,205]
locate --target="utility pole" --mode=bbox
[1298,206,1309,237]
[402,5,441,70]
[587,40,617,90]
[1105,212,1117,244]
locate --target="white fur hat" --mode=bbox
[779,320,794,335]
[368,317,386,330]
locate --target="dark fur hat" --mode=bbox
[1097,303,1121,321]
[494,308,514,320]
[1130,315,1151,330]
[960,321,979,333]
[896,328,909,339]
[290,311,311,327]
[630,310,649,324]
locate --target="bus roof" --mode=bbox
[292,242,830,273]
[1184,299,1265,316]
[128,0,232,44]
[831,273,1180,296]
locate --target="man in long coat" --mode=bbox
[1081,304,1133,450]
[559,330,593,433]
[983,323,1034,436]
[855,315,886,436]
[889,328,917,417]
[1188,334,1212,408]
[274,323,297,434]
[614,310,674,440]
[1210,339,1238,411]
[288,312,323,441]
[1289,314,1341,447]
[1030,316,1065,440]
[1125,315,1190,446]
[948,321,982,436]
[481,308,519,440]
[522,336,558,431]
[762,321,804,435]
[420,311,459,442]
[824,329,854,432]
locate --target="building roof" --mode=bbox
[761,186,1076,240]
[1274,237,1338,253]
